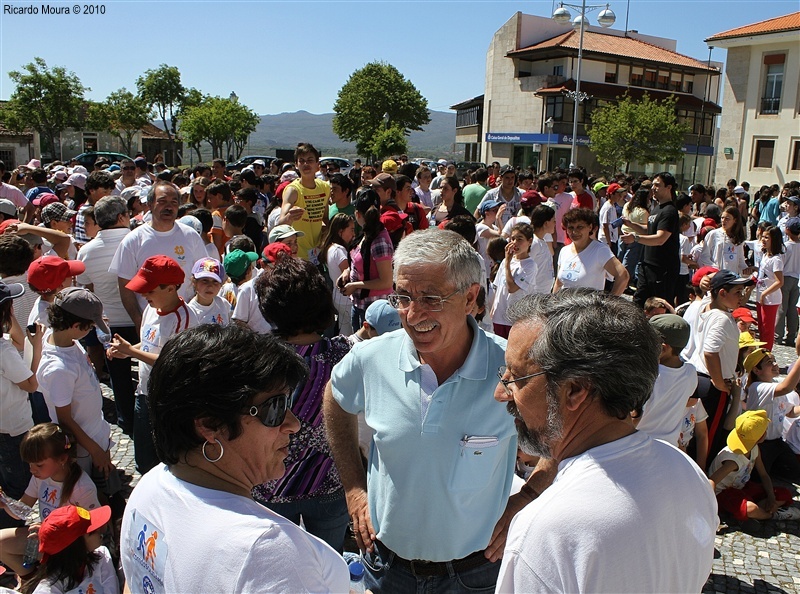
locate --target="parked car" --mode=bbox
[73,151,131,169]
[320,157,352,176]
[226,156,276,172]
[456,161,486,181]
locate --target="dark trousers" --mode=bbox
[633,262,678,309]
[134,392,159,474]
[0,432,30,529]
[695,373,730,471]
[107,325,138,436]
[676,273,691,305]
[758,438,800,483]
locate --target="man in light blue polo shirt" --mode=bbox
[324,228,520,593]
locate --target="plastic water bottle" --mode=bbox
[22,535,39,568]
[348,560,365,594]
[0,492,33,520]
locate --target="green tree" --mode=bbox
[136,64,186,163]
[2,57,87,159]
[333,62,429,161]
[88,88,151,156]
[587,93,690,172]
[179,96,260,160]
[371,124,408,160]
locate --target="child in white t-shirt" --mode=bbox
[490,223,537,339]
[36,289,113,479]
[708,410,800,522]
[635,315,697,448]
[755,226,784,352]
[108,256,199,474]
[188,257,230,326]
[678,397,709,469]
[742,348,800,482]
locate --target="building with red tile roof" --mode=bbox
[705,12,800,187]
[452,12,721,188]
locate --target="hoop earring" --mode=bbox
[202,439,224,463]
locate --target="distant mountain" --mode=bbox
[246,110,456,156]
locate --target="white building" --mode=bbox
[453,12,721,189]
[706,12,800,187]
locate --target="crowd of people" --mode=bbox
[0,145,799,593]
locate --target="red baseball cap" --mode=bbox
[32,193,59,208]
[380,210,409,233]
[691,266,719,287]
[126,255,185,293]
[261,242,291,263]
[27,256,86,292]
[38,505,111,559]
[607,183,624,195]
[0,218,21,235]
[732,307,756,324]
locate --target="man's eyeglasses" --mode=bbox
[387,290,461,312]
[248,393,290,427]
[497,366,546,395]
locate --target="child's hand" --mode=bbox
[91,447,114,479]
[107,333,131,358]
[28,523,41,537]
[765,494,779,515]
[504,242,516,260]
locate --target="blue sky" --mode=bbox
[0,1,796,115]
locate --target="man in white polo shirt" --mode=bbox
[77,196,135,436]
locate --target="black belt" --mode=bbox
[377,541,491,577]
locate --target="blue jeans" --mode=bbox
[28,390,50,425]
[362,540,500,593]
[617,236,642,284]
[351,305,366,333]
[264,494,349,553]
[134,392,159,474]
[0,432,30,529]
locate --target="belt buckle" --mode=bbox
[409,559,433,576]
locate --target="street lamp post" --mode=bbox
[552,1,616,169]
[544,117,554,171]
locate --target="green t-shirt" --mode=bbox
[463,183,488,215]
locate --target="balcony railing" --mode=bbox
[761,97,780,114]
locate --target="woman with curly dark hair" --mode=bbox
[252,257,352,553]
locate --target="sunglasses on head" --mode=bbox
[247,393,290,427]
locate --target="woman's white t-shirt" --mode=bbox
[557,240,614,290]
[698,229,747,275]
[121,465,349,594]
[530,235,554,294]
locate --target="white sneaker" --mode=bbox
[772,506,800,521]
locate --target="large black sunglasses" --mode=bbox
[247,394,290,427]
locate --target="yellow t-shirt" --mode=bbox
[288,178,330,261]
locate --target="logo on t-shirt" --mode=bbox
[127,509,167,592]
[173,245,185,262]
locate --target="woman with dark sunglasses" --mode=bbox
[251,257,353,554]
[120,324,349,593]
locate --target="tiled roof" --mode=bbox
[535,79,722,113]
[706,12,800,42]
[509,29,717,71]
[140,122,171,140]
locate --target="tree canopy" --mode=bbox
[587,93,690,172]
[2,57,87,159]
[333,62,429,160]
[179,96,260,161]
[87,88,151,156]
[136,64,184,141]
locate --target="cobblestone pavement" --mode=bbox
[100,337,800,594]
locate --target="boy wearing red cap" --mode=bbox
[26,256,86,329]
[708,410,800,522]
[108,255,198,473]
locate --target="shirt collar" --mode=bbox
[398,316,490,381]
